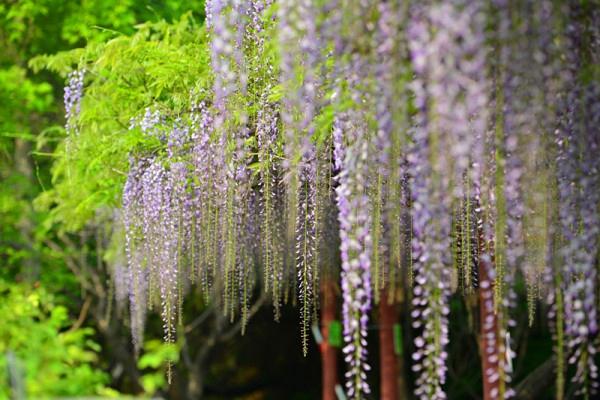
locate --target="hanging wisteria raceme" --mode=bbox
[407,128,451,400]
[122,156,148,356]
[207,0,255,321]
[122,110,195,365]
[64,69,85,135]
[557,10,600,394]
[428,1,488,200]
[167,122,194,322]
[409,0,490,302]
[245,0,285,320]
[374,0,411,300]
[256,95,286,318]
[124,111,167,351]
[230,123,256,325]
[520,0,559,324]
[370,1,393,302]
[157,160,180,347]
[277,0,322,355]
[139,159,172,338]
[189,98,210,290]
[189,97,219,300]
[332,1,382,396]
[406,1,491,396]
[499,8,530,368]
[558,84,600,398]
[335,112,373,400]
[208,0,244,112]
[570,83,600,394]
[312,138,338,313]
[296,142,318,354]
[485,2,521,396]
[110,209,129,316]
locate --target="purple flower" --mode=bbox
[336,112,373,399]
[557,30,600,391]
[256,94,285,317]
[122,156,149,355]
[64,69,85,135]
[277,0,322,352]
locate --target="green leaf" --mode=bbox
[328,320,343,348]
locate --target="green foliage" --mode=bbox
[31,15,211,231]
[0,67,53,121]
[0,280,109,398]
[0,0,206,54]
[0,0,210,249]
[138,339,180,394]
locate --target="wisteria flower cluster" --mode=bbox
[64,69,85,135]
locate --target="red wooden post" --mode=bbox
[320,278,338,400]
[479,258,501,400]
[478,225,501,400]
[379,289,399,400]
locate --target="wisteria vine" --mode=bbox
[63,0,600,398]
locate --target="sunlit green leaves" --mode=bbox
[31,15,210,231]
[0,281,109,398]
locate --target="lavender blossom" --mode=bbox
[407,120,451,400]
[208,0,247,115]
[64,69,85,135]
[256,96,284,316]
[336,113,373,400]
[557,38,600,393]
[111,209,129,315]
[407,5,460,398]
[278,0,321,353]
[207,0,253,320]
[190,97,215,292]
[123,157,148,355]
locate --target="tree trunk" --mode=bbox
[14,138,39,280]
[478,228,500,400]
[320,278,338,400]
[187,364,204,399]
[379,290,399,400]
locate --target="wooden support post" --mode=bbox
[478,224,501,400]
[320,278,338,400]
[379,289,399,400]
